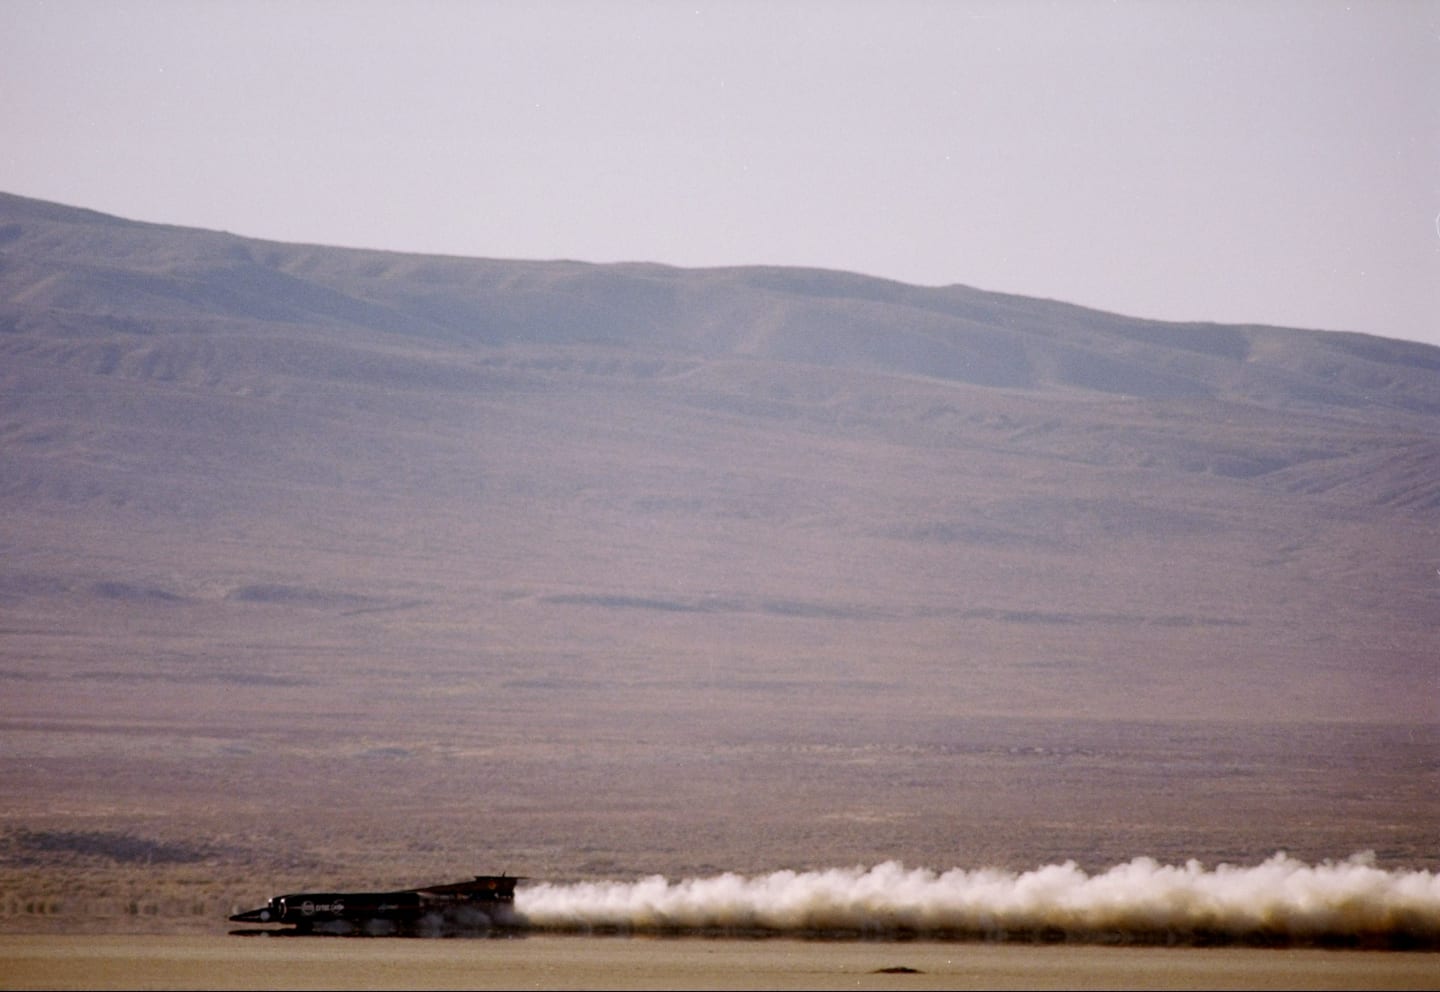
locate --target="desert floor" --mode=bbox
[1,935,1437,991]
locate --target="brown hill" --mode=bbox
[0,190,1435,919]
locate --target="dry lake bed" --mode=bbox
[1,934,1437,990]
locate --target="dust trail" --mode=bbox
[515,853,1440,947]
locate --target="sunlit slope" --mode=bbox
[1,190,1436,731]
[4,190,1438,408]
[3,191,1439,897]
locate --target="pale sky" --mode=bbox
[3,0,1437,346]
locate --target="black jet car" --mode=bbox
[229,874,523,934]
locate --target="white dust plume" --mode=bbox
[515,853,1440,946]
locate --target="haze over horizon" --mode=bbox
[3,0,1436,347]
[2,94,1438,934]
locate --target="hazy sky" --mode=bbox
[3,0,1437,345]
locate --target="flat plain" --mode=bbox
[0,192,1435,951]
[3,935,1439,991]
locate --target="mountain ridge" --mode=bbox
[0,190,1435,888]
[4,190,1437,416]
